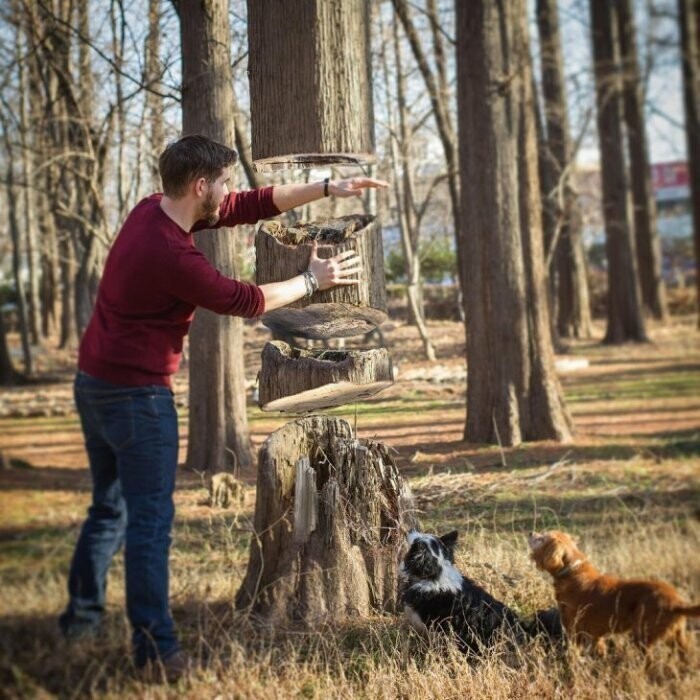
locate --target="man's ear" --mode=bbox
[193,177,207,197]
[439,530,459,550]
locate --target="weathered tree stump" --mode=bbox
[235,416,417,625]
[247,0,374,171]
[255,215,387,339]
[258,341,393,413]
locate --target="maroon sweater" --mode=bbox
[79,188,279,387]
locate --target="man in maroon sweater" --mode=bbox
[59,135,387,678]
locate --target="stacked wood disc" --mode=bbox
[235,416,417,625]
[259,341,393,412]
[255,215,387,340]
[247,0,374,171]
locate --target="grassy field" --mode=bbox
[0,317,699,698]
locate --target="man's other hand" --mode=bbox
[307,242,362,291]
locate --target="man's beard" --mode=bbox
[199,190,220,225]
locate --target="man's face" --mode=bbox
[199,168,231,224]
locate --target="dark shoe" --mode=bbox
[59,618,102,644]
[138,651,192,684]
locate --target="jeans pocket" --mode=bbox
[89,397,135,451]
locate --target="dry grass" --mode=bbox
[2,519,698,699]
[1,317,699,698]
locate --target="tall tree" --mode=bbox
[589,0,647,343]
[456,0,573,445]
[678,0,700,329]
[145,0,164,191]
[616,0,668,320]
[16,10,41,345]
[179,0,254,472]
[391,0,465,318]
[536,0,593,340]
[381,12,436,361]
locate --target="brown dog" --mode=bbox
[528,530,700,654]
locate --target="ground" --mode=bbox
[0,316,699,698]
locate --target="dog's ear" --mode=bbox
[439,530,459,551]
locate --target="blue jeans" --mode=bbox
[59,371,180,666]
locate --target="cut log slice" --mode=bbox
[259,341,393,412]
[235,415,418,625]
[252,153,375,173]
[256,215,387,339]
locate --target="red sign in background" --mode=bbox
[651,161,689,191]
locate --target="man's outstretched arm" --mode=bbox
[271,177,388,212]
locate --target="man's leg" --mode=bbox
[117,388,179,667]
[59,375,127,639]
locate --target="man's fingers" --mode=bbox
[308,239,319,261]
[334,250,359,262]
[332,278,361,286]
[337,266,363,277]
[356,177,389,188]
[337,256,361,269]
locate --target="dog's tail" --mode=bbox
[521,607,564,642]
[671,603,700,617]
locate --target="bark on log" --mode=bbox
[235,416,417,625]
[258,341,393,413]
[255,215,387,339]
[247,0,375,171]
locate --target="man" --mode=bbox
[59,134,387,678]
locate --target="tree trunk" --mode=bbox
[390,17,436,361]
[18,23,41,345]
[246,0,375,170]
[180,0,254,473]
[678,0,700,329]
[255,216,387,339]
[145,0,164,191]
[456,0,573,445]
[589,0,647,343]
[533,72,563,352]
[0,312,20,386]
[2,123,33,376]
[616,0,668,321]
[536,0,593,339]
[59,235,79,350]
[235,416,417,624]
[391,0,464,329]
[259,341,393,412]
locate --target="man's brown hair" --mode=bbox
[158,134,238,197]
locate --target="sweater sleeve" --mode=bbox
[192,186,280,231]
[161,243,265,318]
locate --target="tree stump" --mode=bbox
[247,0,374,171]
[235,416,417,625]
[258,341,393,413]
[255,215,387,339]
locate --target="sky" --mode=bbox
[553,0,686,165]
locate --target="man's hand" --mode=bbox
[328,177,389,198]
[307,242,362,290]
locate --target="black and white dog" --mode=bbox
[400,530,562,655]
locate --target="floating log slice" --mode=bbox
[255,215,387,339]
[258,341,393,413]
[247,0,374,171]
[235,416,417,625]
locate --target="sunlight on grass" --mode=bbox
[1,322,699,696]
